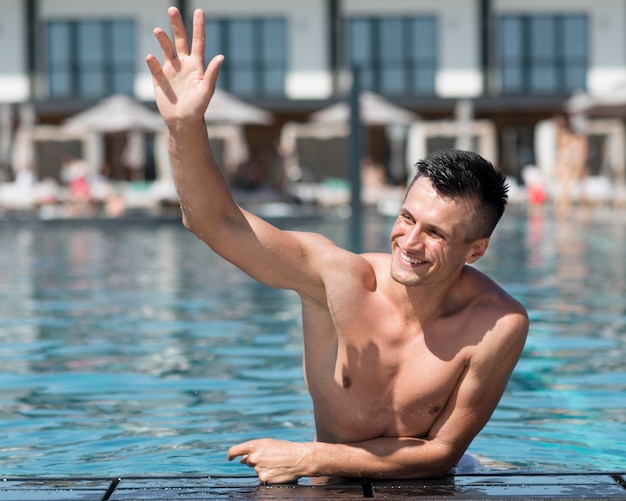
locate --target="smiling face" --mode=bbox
[389,176,489,288]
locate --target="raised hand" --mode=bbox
[146,7,224,126]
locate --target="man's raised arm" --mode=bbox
[146,7,233,240]
[146,8,335,296]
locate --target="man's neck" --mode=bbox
[393,269,466,325]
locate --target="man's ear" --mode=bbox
[465,237,489,264]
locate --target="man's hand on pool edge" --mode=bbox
[227,435,466,484]
[228,438,313,484]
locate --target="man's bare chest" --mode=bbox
[304,312,470,442]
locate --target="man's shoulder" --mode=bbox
[462,266,529,334]
[463,266,522,304]
[360,252,391,266]
[316,251,385,294]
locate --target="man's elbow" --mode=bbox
[377,449,463,480]
[430,457,460,478]
[181,211,195,234]
[181,211,190,230]
[180,210,210,241]
[411,447,465,479]
[385,462,453,480]
[414,460,457,479]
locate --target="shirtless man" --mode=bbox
[146,7,529,484]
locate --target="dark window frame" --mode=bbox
[204,17,287,97]
[497,13,588,96]
[46,18,135,99]
[346,15,438,97]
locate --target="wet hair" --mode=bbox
[407,149,509,238]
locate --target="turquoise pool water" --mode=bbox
[0,207,624,476]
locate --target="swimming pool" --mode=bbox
[0,206,624,476]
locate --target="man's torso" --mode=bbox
[300,252,496,444]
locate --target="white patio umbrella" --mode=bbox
[565,82,626,118]
[205,88,273,125]
[62,94,165,183]
[63,94,164,133]
[310,91,418,126]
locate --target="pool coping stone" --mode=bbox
[1,471,625,500]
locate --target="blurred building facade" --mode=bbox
[0,0,625,185]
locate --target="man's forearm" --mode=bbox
[307,437,458,480]
[168,121,239,240]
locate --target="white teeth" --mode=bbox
[401,252,424,265]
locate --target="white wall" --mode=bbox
[0,0,29,102]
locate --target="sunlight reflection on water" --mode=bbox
[0,207,625,475]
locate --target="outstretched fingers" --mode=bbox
[190,9,206,60]
[204,54,225,97]
[152,27,176,65]
[168,6,190,58]
[147,7,226,124]
[145,53,177,104]
[145,53,162,78]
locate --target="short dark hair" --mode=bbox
[407,149,508,238]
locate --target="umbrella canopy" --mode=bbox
[63,94,164,133]
[566,82,626,118]
[205,88,273,125]
[310,91,418,126]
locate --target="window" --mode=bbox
[46,19,135,98]
[205,18,286,97]
[346,16,437,96]
[498,14,588,95]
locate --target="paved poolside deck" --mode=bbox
[2,472,626,500]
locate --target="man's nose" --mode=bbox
[404,225,424,247]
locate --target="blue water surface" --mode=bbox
[0,207,625,476]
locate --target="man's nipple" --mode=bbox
[342,375,352,389]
